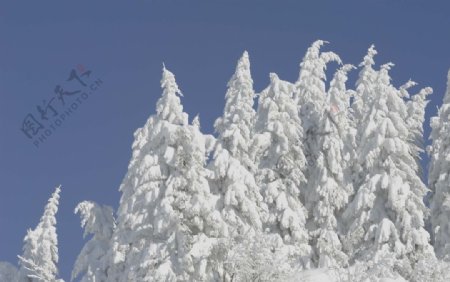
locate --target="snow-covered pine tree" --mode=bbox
[209,52,266,239]
[108,66,188,281]
[352,45,378,125]
[72,201,115,282]
[342,46,380,252]
[306,64,355,268]
[294,40,341,173]
[328,64,357,166]
[18,186,62,282]
[253,73,311,267]
[167,115,227,282]
[404,81,432,181]
[108,66,224,281]
[293,40,352,269]
[400,81,433,280]
[214,51,257,173]
[429,69,450,260]
[342,60,433,279]
[350,45,379,192]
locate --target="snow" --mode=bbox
[2,42,449,282]
[290,269,336,282]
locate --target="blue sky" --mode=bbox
[1,0,449,280]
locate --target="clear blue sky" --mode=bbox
[1,1,449,280]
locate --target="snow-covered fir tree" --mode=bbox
[209,52,266,239]
[342,59,434,279]
[404,81,432,178]
[429,69,450,260]
[165,115,227,281]
[293,40,354,269]
[351,45,379,191]
[18,186,62,282]
[108,66,225,281]
[72,201,115,282]
[352,45,378,125]
[214,51,257,173]
[253,73,311,267]
[306,64,355,268]
[294,40,341,170]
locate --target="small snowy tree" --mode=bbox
[0,262,18,282]
[412,255,450,282]
[340,253,408,282]
[253,73,311,267]
[18,186,62,282]
[224,232,295,282]
[72,201,115,282]
[429,69,450,260]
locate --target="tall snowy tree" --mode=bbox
[18,186,62,282]
[72,201,115,282]
[342,60,434,279]
[404,81,432,179]
[293,40,354,268]
[209,51,266,238]
[167,116,228,282]
[294,40,341,171]
[109,66,225,281]
[214,51,257,173]
[351,45,379,190]
[429,69,450,260]
[352,45,378,124]
[253,73,311,267]
[306,64,355,268]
